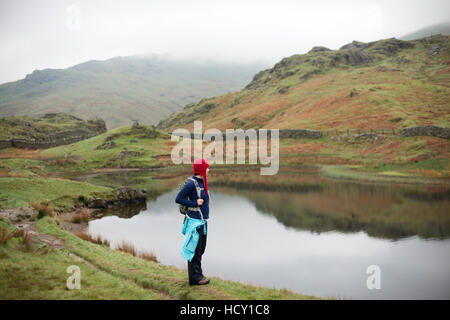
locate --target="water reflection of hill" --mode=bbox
[78,168,450,240]
[215,182,450,240]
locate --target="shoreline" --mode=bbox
[72,163,450,186]
[318,165,450,186]
[0,207,318,300]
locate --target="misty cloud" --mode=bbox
[1,0,449,84]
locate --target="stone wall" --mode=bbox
[277,129,323,139]
[172,128,323,140]
[4,131,103,149]
[401,126,450,139]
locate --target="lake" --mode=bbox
[85,170,450,299]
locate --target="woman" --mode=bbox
[175,158,211,285]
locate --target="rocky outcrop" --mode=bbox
[330,49,372,66]
[339,41,369,50]
[95,140,116,150]
[0,113,107,149]
[402,126,450,139]
[419,34,448,56]
[79,187,147,209]
[428,44,441,56]
[104,148,143,168]
[366,38,415,55]
[308,46,331,53]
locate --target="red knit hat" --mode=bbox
[193,158,209,196]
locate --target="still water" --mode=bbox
[88,180,450,299]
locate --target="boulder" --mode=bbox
[330,49,372,66]
[82,187,147,209]
[339,41,369,50]
[95,140,116,150]
[308,46,331,53]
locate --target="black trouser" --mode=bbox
[188,221,207,285]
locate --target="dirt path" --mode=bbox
[1,207,234,300]
[1,207,65,250]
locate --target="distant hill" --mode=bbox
[157,35,450,132]
[0,56,266,129]
[399,22,450,40]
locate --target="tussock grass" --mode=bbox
[0,225,31,251]
[139,251,158,263]
[76,230,110,247]
[18,230,32,251]
[0,227,14,244]
[116,240,158,262]
[116,240,137,256]
[71,208,89,224]
[31,201,56,219]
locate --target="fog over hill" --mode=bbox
[158,35,450,132]
[399,22,450,40]
[0,55,266,129]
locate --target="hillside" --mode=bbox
[157,35,449,133]
[0,113,106,149]
[0,56,265,129]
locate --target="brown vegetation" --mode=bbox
[0,227,13,244]
[71,208,89,224]
[47,158,78,167]
[31,201,56,219]
[116,240,158,263]
[0,170,24,177]
[0,148,51,159]
[75,230,110,247]
[0,226,32,250]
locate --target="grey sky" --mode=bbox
[1,0,449,84]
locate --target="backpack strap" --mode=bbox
[189,178,201,198]
[187,177,204,221]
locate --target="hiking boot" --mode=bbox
[196,277,210,285]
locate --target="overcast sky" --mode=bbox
[0,0,449,84]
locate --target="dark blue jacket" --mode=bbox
[175,175,210,220]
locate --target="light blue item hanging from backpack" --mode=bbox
[180,216,207,262]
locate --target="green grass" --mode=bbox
[0,216,318,300]
[79,170,172,200]
[375,158,449,172]
[0,177,114,210]
[319,164,448,184]
[0,158,45,177]
[0,217,164,299]
[41,125,170,172]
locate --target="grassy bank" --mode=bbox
[319,164,450,185]
[0,176,115,211]
[40,125,172,171]
[0,216,317,300]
